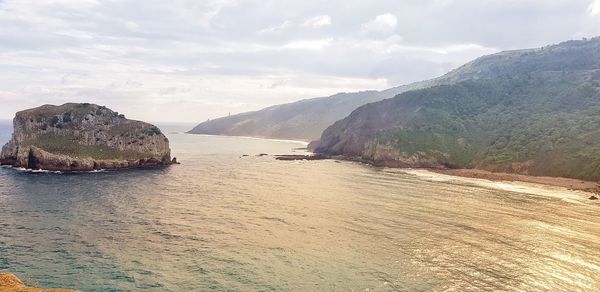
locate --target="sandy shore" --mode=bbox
[431,168,600,194]
[285,151,600,195]
[396,168,598,205]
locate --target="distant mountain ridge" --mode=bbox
[187,86,423,141]
[315,37,600,181]
[188,37,600,141]
[187,74,459,140]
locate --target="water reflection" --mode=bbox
[0,134,599,291]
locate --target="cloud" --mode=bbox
[258,14,331,35]
[282,38,333,50]
[361,13,398,36]
[257,20,292,34]
[0,0,597,122]
[303,15,331,28]
[589,0,600,16]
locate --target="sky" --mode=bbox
[1,0,600,123]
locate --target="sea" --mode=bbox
[1,120,600,291]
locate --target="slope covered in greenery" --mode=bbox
[189,38,600,141]
[316,37,600,181]
[187,86,419,141]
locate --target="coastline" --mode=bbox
[284,153,600,197]
[168,133,600,197]
[333,155,600,194]
[399,168,595,204]
[431,168,600,194]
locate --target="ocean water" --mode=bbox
[1,123,600,291]
[0,120,11,146]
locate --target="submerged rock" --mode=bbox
[274,154,330,161]
[0,272,79,291]
[589,195,598,200]
[0,103,174,172]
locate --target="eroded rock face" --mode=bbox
[0,103,173,171]
[361,142,450,169]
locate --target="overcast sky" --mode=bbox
[1,0,600,122]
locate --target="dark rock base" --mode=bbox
[274,154,330,161]
[0,146,175,172]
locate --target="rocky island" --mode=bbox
[0,103,174,172]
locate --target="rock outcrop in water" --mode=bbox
[0,103,173,171]
[0,272,78,292]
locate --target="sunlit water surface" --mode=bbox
[1,123,600,291]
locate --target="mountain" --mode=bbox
[0,103,174,171]
[187,86,422,141]
[315,37,600,181]
[188,37,600,141]
[187,71,460,141]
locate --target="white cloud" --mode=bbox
[0,0,596,122]
[589,0,600,16]
[361,13,398,36]
[124,21,139,31]
[282,38,333,50]
[303,15,331,28]
[258,15,331,35]
[257,20,291,34]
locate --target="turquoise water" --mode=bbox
[1,123,600,291]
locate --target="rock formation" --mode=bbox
[0,103,173,172]
[0,272,78,292]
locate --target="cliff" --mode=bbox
[0,272,78,292]
[315,37,600,181]
[0,103,173,172]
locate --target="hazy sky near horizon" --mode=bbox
[1,0,600,122]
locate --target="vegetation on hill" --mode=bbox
[1,103,172,171]
[187,88,411,141]
[189,37,600,141]
[22,133,150,160]
[316,37,600,181]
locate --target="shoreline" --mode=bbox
[430,168,600,194]
[277,153,600,196]
[334,155,600,194]
[399,168,594,204]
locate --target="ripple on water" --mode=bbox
[1,134,600,291]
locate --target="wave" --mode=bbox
[1,166,106,174]
[401,169,588,204]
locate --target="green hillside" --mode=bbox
[316,38,600,181]
[188,37,600,141]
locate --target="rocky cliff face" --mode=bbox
[0,103,173,171]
